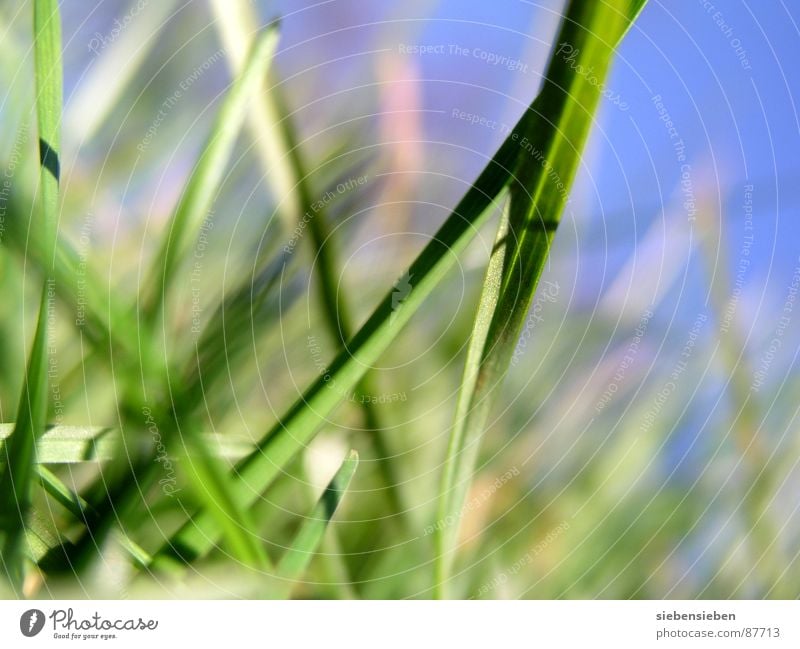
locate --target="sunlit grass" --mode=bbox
[2,0,794,601]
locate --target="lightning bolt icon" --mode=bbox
[28,612,38,632]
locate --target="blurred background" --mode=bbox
[1,0,799,598]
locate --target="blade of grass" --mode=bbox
[434,196,511,595]
[30,0,60,260]
[211,0,407,523]
[284,116,409,521]
[0,0,61,594]
[297,463,358,600]
[40,254,300,573]
[65,0,178,143]
[434,0,648,597]
[273,450,358,599]
[177,249,301,412]
[153,89,529,568]
[153,0,647,568]
[0,425,257,465]
[24,509,59,565]
[180,432,273,571]
[34,467,152,569]
[4,188,142,361]
[209,0,298,228]
[142,23,280,319]
[0,424,115,463]
[0,290,50,591]
[38,23,283,573]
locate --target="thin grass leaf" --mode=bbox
[178,249,301,411]
[434,197,511,594]
[50,27,284,569]
[0,424,115,463]
[4,188,143,361]
[180,433,273,571]
[152,2,645,568]
[152,56,546,570]
[35,467,151,569]
[2,425,250,466]
[280,101,410,523]
[210,0,297,229]
[433,0,648,597]
[65,0,178,143]
[273,450,358,598]
[24,509,60,565]
[0,291,50,590]
[296,462,358,599]
[60,254,302,565]
[212,0,408,523]
[143,23,280,318]
[37,466,86,518]
[31,0,61,260]
[0,0,62,593]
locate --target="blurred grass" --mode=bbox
[435,0,644,597]
[0,0,798,600]
[0,0,62,595]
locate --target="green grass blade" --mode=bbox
[23,509,60,564]
[152,1,646,567]
[178,250,300,412]
[153,128,518,568]
[32,0,61,260]
[275,89,409,523]
[143,23,280,318]
[153,80,529,569]
[37,466,87,519]
[210,0,297,228]
[298,145,408,517]
[0,291,50,591]
[0,0,62,594]
[4,188,142,362]
[180,433,273,571]
[35,467,152,569]
[65,0,178,143]
[433,0,648,597]
[0,425,258,466]
[434,198,511,595]
[213,0,408,522]
[0,424,115,463]
[274,450,358,598]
